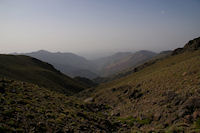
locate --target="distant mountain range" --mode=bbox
[1,37,200,132]
[15,50,158,79]
[23,50,98,79]
[95,50,157,76]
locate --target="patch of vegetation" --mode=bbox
[117,116,137,126]
[194,118,200,129]
[117,116,151,127]
[137,118,151,125]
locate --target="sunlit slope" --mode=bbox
[0,54,85,94]
[86,38,200,131]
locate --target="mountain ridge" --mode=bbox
[18,50,158,79]
[21,50,98,79]
[92,50,157,76]
[0,54,86,95]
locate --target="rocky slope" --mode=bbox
[0,78,126,132]
[172,37,200,55]
[80,37,200,132]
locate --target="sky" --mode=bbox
[0,0,200,59]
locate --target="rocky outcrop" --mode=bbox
[172,37,200,55]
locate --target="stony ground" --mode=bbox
[82,50,200,132]
[0,79,128,132]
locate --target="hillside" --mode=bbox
[0,54,85,95]
[79,37,200,132]
[92,52,133,72]
[92,51,157,76]
[0,78,126,132]
[1,37,200,132]
[108,50,172,81]
[23,50,98,79]
[101,50,157,76]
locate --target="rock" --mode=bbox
[183,37,200,50]
[172,48,184,55]
[182,97,200,110]
[136,84,141,88]
[134,68,138,72]
[184,115,192,122]
[163,91,177,101]
[197,89,200,94]
[122,124,127,127]
[165,116,176,125]
[193,110,200,119]
[84,97,94,103]
[129,89,143,99]
[173,96,185,106]
[178,97,200,117]
[172,37,200,55]
[135,123,142,128]
[178,109,188,117]
[111,88,117,92]
[182,72,187,76]
[0,86,5,93]
[159,91,179,106]
[153,112,161,121]
[117,85,132,90]
[111,111,120,117]
[77,112,88,119]
[11,89,16,93]
[123,89,128,94]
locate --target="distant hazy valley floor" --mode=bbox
[1,37,200,132]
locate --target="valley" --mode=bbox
[17,50,157,79]
[1,0,200,132]
[0,37,200,132]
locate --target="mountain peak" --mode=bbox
[36,50,50,53]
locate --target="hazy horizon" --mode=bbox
[9,49,157,60]
[0,0,200,59]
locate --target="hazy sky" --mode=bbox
[0,0,200,58]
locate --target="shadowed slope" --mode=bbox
[25,50,98,79]
[0,54,85,95]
